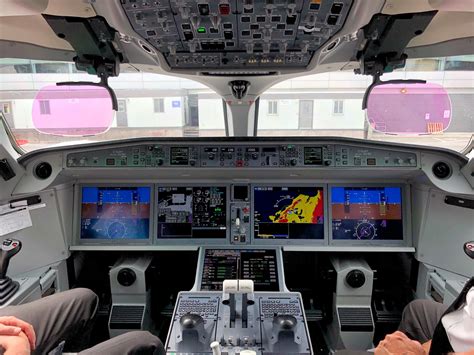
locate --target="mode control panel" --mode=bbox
[66,143,417,169]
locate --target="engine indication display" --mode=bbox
[80,186,151,240]
[331,186,403,241]
[253,186,324,240]
[201,249,279,291]
[157,186,227,238]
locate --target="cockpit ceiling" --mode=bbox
[0,0,473,72]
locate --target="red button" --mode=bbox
[12,243,17,247]
[219,3,230,15]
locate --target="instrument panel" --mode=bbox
[74,183,411,248]
[120,0,353,70]
[66,143,418,169]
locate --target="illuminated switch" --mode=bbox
[219,3,230,15]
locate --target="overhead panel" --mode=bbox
[120,0,353,70]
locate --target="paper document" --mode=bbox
[0,205,33,236]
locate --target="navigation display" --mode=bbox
[80,186,151,240]
[253,186,324,239]
[157,186,227,238]
[201,249,279,291]
[331,186,403,241]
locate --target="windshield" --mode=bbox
[1,57,473,154]
[257,56,474,153]
[0,59,225,152]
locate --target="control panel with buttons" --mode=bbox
[230,203,251,245]
[66,143,417,169]
[166,291,311,354]
[120,0,352,70]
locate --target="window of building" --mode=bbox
[154,98,165,113]
[1,102,12,114]
[268,100,278,115]
[39,100,51,115]
[34,62,70,74]
[117,100,127,112]
[333,100,344,115]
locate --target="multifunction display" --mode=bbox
[201,249,279,291]
[157,186,227,238]
[80,186,151,239]
[331,186,403,240]
[253,186,324,239]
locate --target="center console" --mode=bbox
[166,290,312,355]
[165,246,312,354]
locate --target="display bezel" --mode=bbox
[328,183,411,246]
[74,183,154,245]
[251,184,328,245]
[155,184,230,245]
[194,246,286,292]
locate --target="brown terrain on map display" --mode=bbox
[81,203,150,219]
[332,204,401,220]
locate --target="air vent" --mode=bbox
[338,307,374,332]
[202,71,278,76]
[432,161,452,179]
[34,162,52,180]
[109,305,144,329]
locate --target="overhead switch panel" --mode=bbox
[120,0,352,70]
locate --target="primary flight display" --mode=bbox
[80,186,151,240]
[331,186,403,240]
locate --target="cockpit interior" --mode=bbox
[0,1,473,354]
